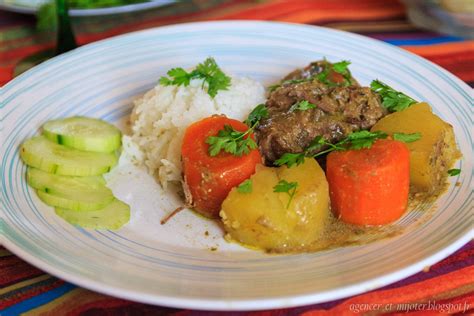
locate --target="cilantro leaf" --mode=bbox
[275,131,387,168]
[274,152,306,168]
[159,67,192,86]
[346,130,388,150]
[289,100,317,112]
[305,135,327,153]
[192,57,231,98]
[245,104,269,127]
[206,125,257,157]
[237,179,253,193]
[448,168,461,176]
[315,59,352,87]
[332,60,351,74]
[393,132,422,143]
[269,60,353,92]
[207,102,267,157]
[370,80,417,112]
[159,57,231,98]
[273,179,298,209]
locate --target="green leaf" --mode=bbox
[159,77,173,85]
[237,179,253,193]
[370,80,417,112]
[346,130,388,150]
[393,132,422,143]
[274,153,306,168]
[245,104,269,127]
[194,57,231,98]
[273,179,297,193]
[273,179,298,209]
[289,100,317,112]
[448,168,461,176]
[159,57,231,98]
[305,135,326,153]
[205,124,257,157]
[332,60,351,74]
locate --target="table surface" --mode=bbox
[1,0,473,315]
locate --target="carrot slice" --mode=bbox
[326,139,410,226]
[181,115,262,218]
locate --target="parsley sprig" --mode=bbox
[206,125,257,156]
[273,180,298,209]
[275,130,388,168]
[393,132,422,143]
[237,179,253,193]
[268,59,353,92]
[315,60,352,87]
[448,168,461,176]
[206,104,268,157]
[244,104,269,127]
[159,57,231,98]
[289,100,317,112]
[370,80,417,112]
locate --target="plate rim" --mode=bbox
[1,20,473,311]
[1,228,472,311]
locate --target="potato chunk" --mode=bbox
[371,102,461,193]
[220,158,330,252]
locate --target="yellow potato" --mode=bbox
[220,158,330,252]
[371,102,461,194]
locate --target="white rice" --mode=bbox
[129,74,266,189]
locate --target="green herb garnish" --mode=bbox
[273,180,298,209]
[346,130,388,150]
[207,104,267,156]
[370,80,417,112]
[206,125,257,157]
[237,179,253,193]
[289,100,317,112]
[315,60,352,87]
[393,132,422,143]
[275,131,388,168]
[268,60,352,92]
[244,104,269,127]
[448,168,461,176]
[273,152,306,168]
[159,57,231,98]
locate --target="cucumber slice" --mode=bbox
[27,168,114,206]
[55,199,130,230]
[43,117,121,153]
[36,190,113,211]
[20,136,118,176]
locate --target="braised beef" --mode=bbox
[256,61,386,165]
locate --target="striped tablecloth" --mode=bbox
[1,0,473,314]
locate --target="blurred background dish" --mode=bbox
[402,0,474,38]
[0,0,175,16]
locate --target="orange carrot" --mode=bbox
[181,115,262,218]
[326,139,410,226]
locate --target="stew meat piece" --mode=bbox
[256,61,386,165]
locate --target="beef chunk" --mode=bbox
[256,62,386,165]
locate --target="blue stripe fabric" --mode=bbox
[383,36,465,46]
[1,283,76,316]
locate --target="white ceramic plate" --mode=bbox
[0,0,175,16]
[1,21,472,311]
